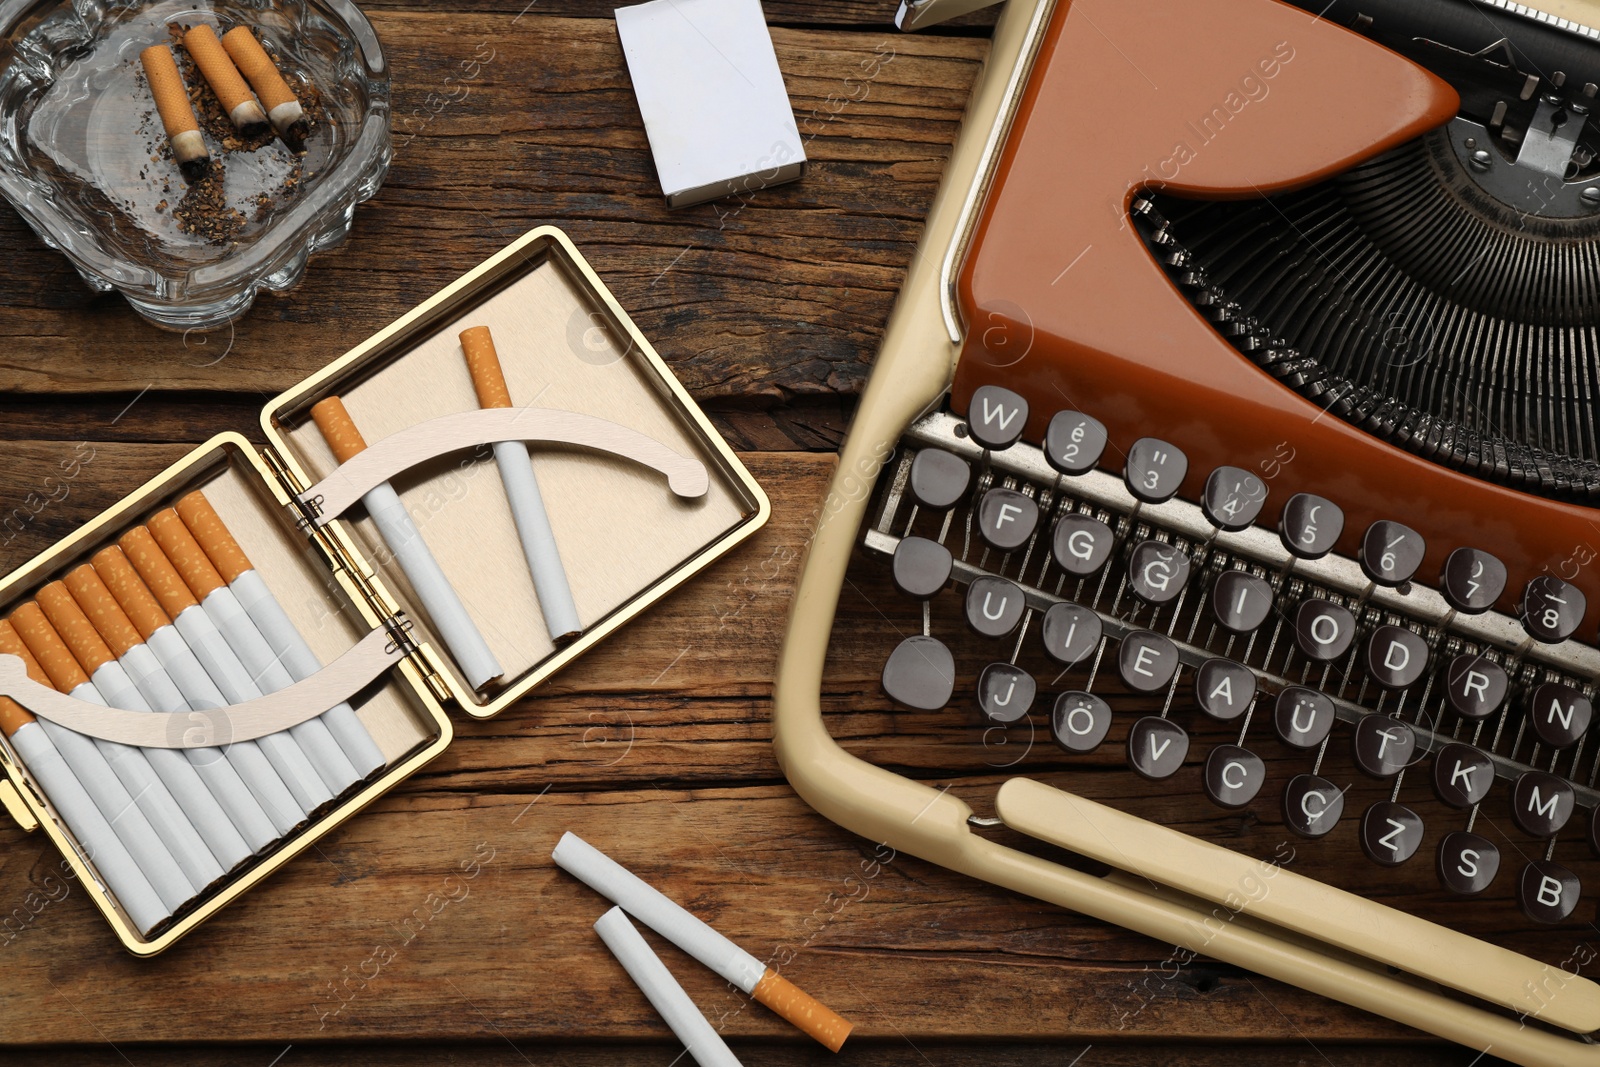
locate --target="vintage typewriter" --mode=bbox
[773,0,1600,1063]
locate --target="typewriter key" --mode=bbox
[1279,494,1343,560]
[1512,772,1574,837]
[1293,599,1355,662]
[1051,692,1111,754]
[1040,602,1101,666]
[1432,743,1494,809]
[1440,548,1506,614]
[1520,575,1586,643]
[881,636,955,711]
[1044,411,1107,475]
[1517,860,1580,923]
[1194,658,1255,721]
[1360,520,1425,586]
[1127,540,1190,605]
[1124,438,1188,505]
[892,537,952,599]
[1201,466,1268,531]
[1364,625,1428,690]
[1211,571,1272,633]
[1443,655,1507,719]
[1274,687,1335,749]
[1203,745,1264,808]
[1051,514,1114,576]
[1118,630,1179,692]
[977,488,1038,552]
[965,576,1026,638]
[908,449,971,511]
[1127,717,1189,780]
[1437,832,1499,895]
[967,385,1029,451]
[977,663,1036,724]
[1283,774,1345,838]
[1528,682,1592,749]
[1360,802,1424,866]
[1353,715,1416,777]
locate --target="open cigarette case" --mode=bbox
[0,227,769,954]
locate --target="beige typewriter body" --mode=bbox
[772,0,1600,1063]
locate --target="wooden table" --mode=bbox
[0,3,1505,1064]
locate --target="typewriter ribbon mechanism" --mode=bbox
[774,0,1600,1063]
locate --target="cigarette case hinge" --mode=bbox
[0,779,39,833]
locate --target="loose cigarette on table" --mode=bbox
[459,326,583,644]
[139,44,210,177]
[149,509,359,796]
[119,527,333,815]
[182,25,269,137]
[11,603,221,893]
[0,691,169,934]
[92,545,305,840]
[311,396,505,690]
[594,907,745,1067]
[220,26,306,137]
[176,491,386,777]
[0,618,194,913]
[553,832,853,1052]
[39,580,252,872]
[66,562,278,855]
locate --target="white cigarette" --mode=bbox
[148,508,361,797]
[145,624,306,837]
[312,397,504,691]
[66,680,224,890]
[91,547,307,840]
[460,326,582,643]
[69,559,282,854]
[554,833,855,1051]
[85,659,251,871]
[230,569,386,775]
[2,614,195,912]
[172,601,333,812]
[593,907,745,1067]
[555,832,766,991]
[6,719,170,933]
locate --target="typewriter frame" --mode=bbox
[770,1,1600,1062]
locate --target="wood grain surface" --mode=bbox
[0,3,1512,1066]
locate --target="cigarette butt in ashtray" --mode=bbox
[311,396,505,691]
[140,45,210,178]
[221,26,307,140]
[553,832,854,1052]
[459,325,583,644]
[182,25,269,138]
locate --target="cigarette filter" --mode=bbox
[182,25,269,136]
[594,907,745,1067]
[12,602,222,892]
[139,44,210,175]
[0,618,194,912]
[175,491,386,776]
[220,26,306,136]
[149,509,359,796]
[0,693,169,934]
[93,546,305,839]
[119,526,332,814]
[311,396,505,690]
[39,581,252,872]
[459,325,583,643]
[65,562,279,855]
[553,832,853,1052]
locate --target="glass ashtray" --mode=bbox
[0,0,389,330]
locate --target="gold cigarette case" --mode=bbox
[0,227,769,954]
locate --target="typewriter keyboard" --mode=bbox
[843,386,1600,1001]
